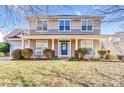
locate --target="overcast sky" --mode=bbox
[0,5,124,42]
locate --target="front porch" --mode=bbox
[22,35,109,58]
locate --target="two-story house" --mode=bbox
[5,15,110,58]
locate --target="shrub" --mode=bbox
[51,55,59,60]
[21,48,33,59]
[110,55,120,61]
[51,50,55,57]
[11,49,22,60]
[77,48,87,58]
[51,55,58,58]
[74,50,79,58]
[0,42,10,56]
[43,48,55,58]
[98,50,107,58]
[0,52,5,57]
[69,56,80,61]
[105,53,111,59]
[98,49,111,59]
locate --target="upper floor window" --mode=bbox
[37,20,48,31]
[81,20,93,32]
[59,20,70,31]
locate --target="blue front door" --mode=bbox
[61,42,68,55]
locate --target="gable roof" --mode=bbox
[4,29,28,40]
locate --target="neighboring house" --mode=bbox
[4,15,110,58]
[109,32,124,56]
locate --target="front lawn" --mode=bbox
[0,52,5,57]
[0,61,124,87]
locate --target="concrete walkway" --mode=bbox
[0,57,11,61]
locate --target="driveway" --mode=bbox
[0,57,11,61]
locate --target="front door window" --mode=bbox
[61,42,68,55]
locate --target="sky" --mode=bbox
[0,5,124,42]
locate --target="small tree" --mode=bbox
[77,48,87,59]
[0,42,10,56]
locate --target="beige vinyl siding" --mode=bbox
[71,19,81,28]
[71,39,75,56]
[29,19,101,29]
[93,20,101,29]
[78,39,81,48]
[93,40,100,50]
[48,39,52,49]
[30,40,36,51]
[48,20,58,29]
[54,39,58,55]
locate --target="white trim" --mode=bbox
[7,38,22,40]
[80,39,93,50]
[75,38,78,50]
[25,40,30,48]
[36,19,48,32]
[81,19,94,32]
[36,40,48,55]
[58,39,71,58]
[100,40,102,49]
[52,38,54,50]
[58,19,71,32]
[22,38,24,49]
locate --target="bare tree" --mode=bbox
[0,5,70,34]
[92,5,124,22]
[93,5,124,57]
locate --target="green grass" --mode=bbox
[0,61,124,87]
[0,52,5,57]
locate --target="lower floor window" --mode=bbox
[36,40,48,55]
[80,40,93,51]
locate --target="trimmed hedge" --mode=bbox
[21,48,33,59]
[98,50,107,58]
[11,49,22,60]
[69,56,80,61]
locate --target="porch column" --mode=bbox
[75,38,78,50]
[52,38,54,50]
[22,38,24,49]
[106,37,110,49]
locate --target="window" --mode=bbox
[80,40,93,51]
[59,20,70,31]
[37,20,48,31]
[36,40,48,55]
[81,20,93,32]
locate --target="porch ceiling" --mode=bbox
[22,35,111,40]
